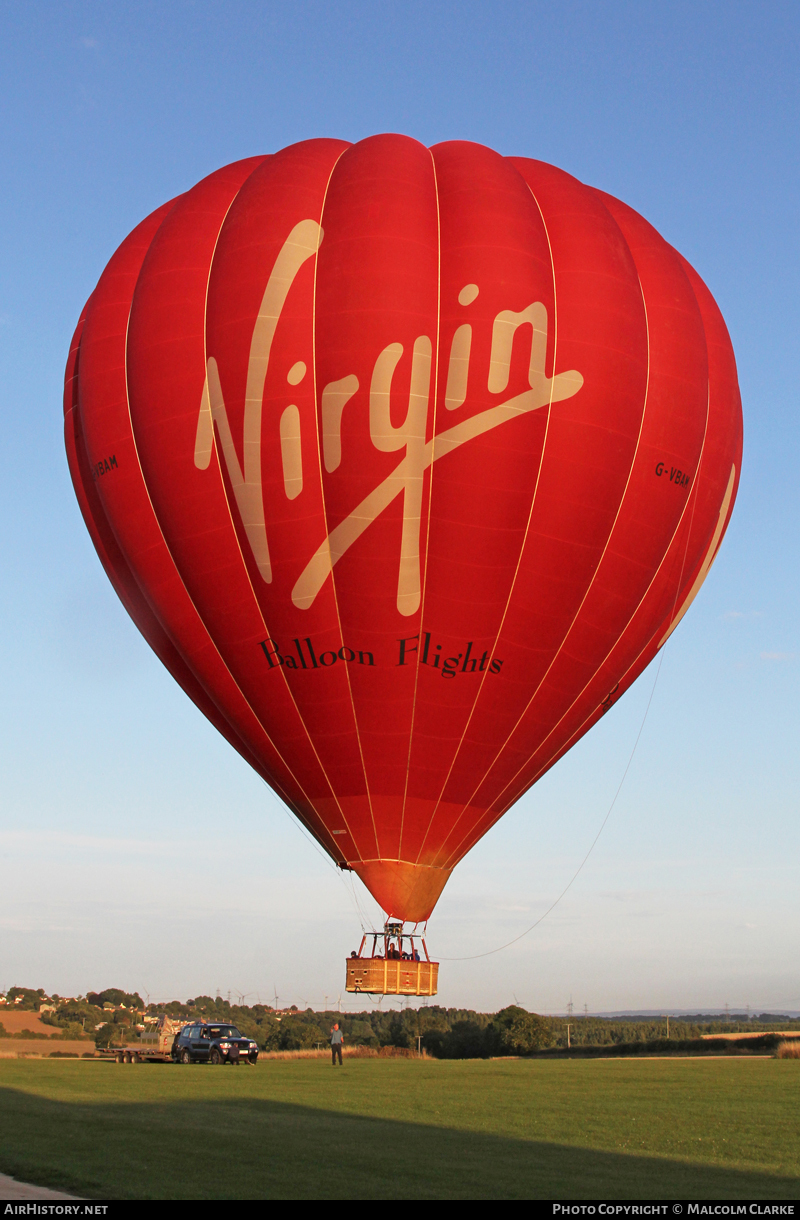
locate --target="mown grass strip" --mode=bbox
[0,1058,797,1199]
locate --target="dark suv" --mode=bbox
[172,1022,259,1065]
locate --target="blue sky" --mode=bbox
[0,0,797,1014]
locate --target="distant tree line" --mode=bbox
[3,986,798,1057]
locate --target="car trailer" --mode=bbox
[98,1045,174,1064]
[97,1016,188,1063]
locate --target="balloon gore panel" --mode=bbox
[65,138,742,922]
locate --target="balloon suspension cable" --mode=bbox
[440,490,699,963]
[261,785,390,935]
[259,780,390,932]
[344,870,366,930]
[258,780,370,929]
[345,870,380,934]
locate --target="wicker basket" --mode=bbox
[345,957,438,996]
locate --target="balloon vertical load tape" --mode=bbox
[65,137,742,922]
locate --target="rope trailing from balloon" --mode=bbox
[439,482,701,962]
[260,474,703,963]
[437,648,665,961]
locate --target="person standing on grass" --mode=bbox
[330,1023,344,1066]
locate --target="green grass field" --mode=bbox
[0,1057,797,1199]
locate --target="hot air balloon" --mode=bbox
[64,136,742,997]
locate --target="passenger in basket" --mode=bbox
[330,1023,344,1067]
[413,948,421,961]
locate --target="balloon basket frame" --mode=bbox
[345,921,439,996]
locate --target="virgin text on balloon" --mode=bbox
[195,220,584,619]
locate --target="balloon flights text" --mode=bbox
[65,136,741,953]
[260,634,505,679]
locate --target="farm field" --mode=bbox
[0,1057,797,1199]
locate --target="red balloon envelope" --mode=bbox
[64,137,742,923]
